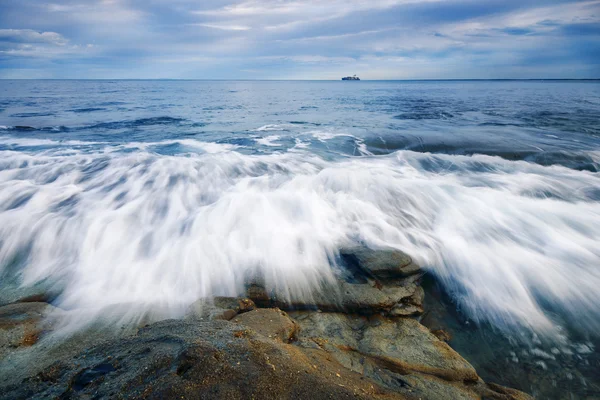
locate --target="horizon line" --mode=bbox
[1,78,599,82]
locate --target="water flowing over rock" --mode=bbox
[0,249,533,399]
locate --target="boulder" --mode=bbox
[232,308,298,343]
[292,311,478,382]
[247,278,420,316]
[343,248,421,279]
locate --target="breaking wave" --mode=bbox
[0,137,599,336]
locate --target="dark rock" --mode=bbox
[343,248,421,279]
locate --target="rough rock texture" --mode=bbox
[291,312,478,382]
[0,307,532,400]
[247,278,420,316]
[0,302,57,358]
[0,319,407,400]
[232,308,298,342]
[343,248,421,279]
[0,248,534,400]
[186,297,256,321]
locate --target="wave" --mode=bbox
[0,142,599,337]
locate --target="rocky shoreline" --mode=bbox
[0,249,532,399]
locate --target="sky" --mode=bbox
[0,0,599,79]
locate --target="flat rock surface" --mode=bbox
[0,318,407,400]
[292,311,478,382]
[343,248,421,279]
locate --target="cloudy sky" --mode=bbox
[0,0,599,79]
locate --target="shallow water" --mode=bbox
[1,80,599,397]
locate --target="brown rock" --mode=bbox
[186,297,256,321]
[232,308,299,343]
[431,329,452,342]
[0,302,56,358]
[0,319,407,399]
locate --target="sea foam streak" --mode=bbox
[0,139,599,336]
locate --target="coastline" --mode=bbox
[0,248,533,399]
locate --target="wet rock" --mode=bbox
[343,248,421,279]
[292,311,478,382]
[186,297,256,321]
[0,302,56,358]
[0,318,406,400]
[389,303,423,316]
[431,329,452,342]
[214,296,256,314]
[232,308,298,343]
[0,281,59,307]
[247,278,420,316]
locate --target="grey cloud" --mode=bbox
[0,29,68,45]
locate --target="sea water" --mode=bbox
[1,80,599,397]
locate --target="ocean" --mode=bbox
[1,79,599,397]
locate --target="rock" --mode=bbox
[291,311,532,399]
[186,297,256,321]
[292,311,478,382]
[213,296,256,314]
[0,318,407,400]
[431,329,452,342]
[0,302,56,358]
[247,278,420,316]
[232,308,298,343]
[389,303,423,316]
[343,248,421,279]
[0,281,60,307]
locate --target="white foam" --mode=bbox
[0,145,599,337]
[255,135,281,147]
[254,124,288,132]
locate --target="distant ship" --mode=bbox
[342,75,360,80]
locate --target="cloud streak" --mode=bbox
[0,0,598,78]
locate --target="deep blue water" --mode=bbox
[1,80,599,168]
[1,80,599,398]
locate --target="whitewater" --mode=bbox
[0,79,599,342]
